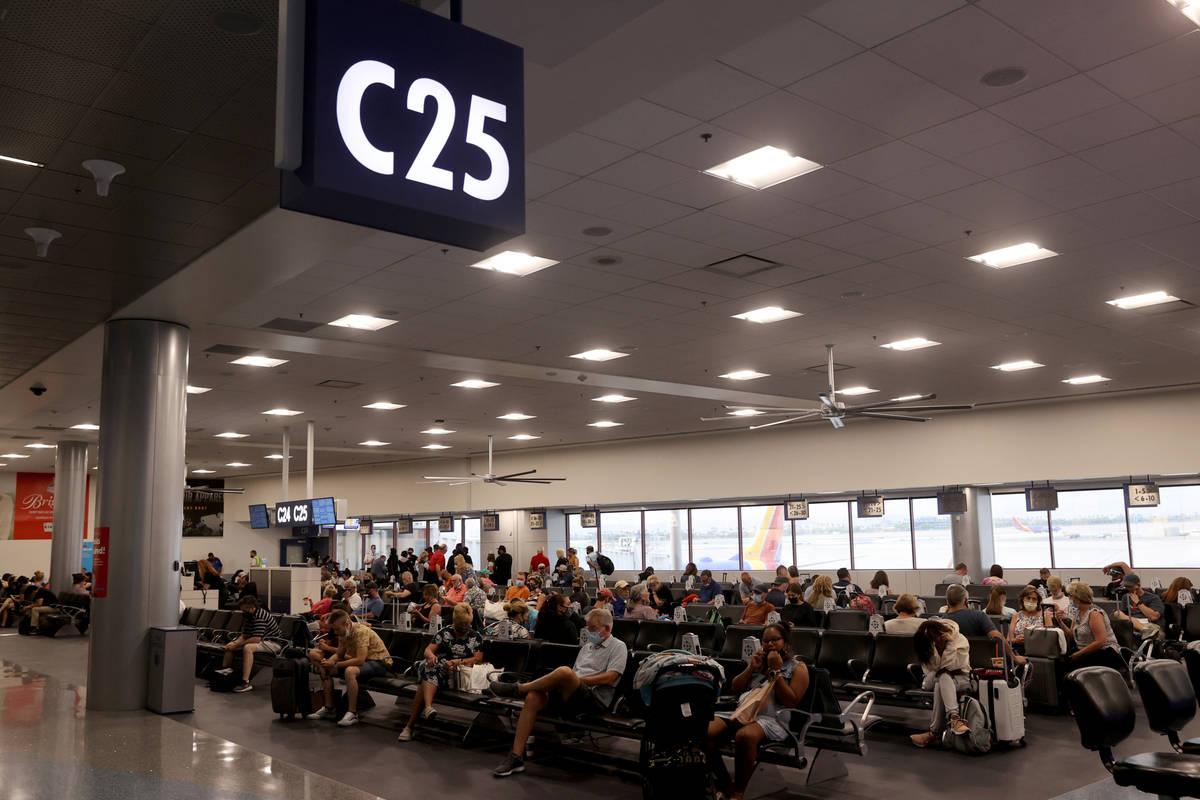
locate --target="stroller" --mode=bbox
[634,650,725,800]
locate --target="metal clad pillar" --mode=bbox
[282,427,290,499]
[87,319,188,711]
[49,440,88,594]
[306,420,314,498]
[950,487,993,583]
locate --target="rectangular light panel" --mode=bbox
[967,242,1057,269]
[470,251,558,276]
[704,146,822,190]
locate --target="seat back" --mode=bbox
[797,666,845,731]
[720,625,765,659]
[788,627,822,664]
[482,639,535,676]
[181,607,202,626]
[816,631,873,680]
[867,634,920,687]
[967,636,999,669]
[611,618,640,649]
[195,609,215,629]
[1184,642,1200,698]
[1064,666,1136,751]
[685,604,713,622]
[675,622,723,653]
[1183,604,1200,641]
[1161,603,1184,637]
[825,610,869,631]
[208,610,231,631]
[1133,659,1197,736]
[718,604,743,623]
[635,620,676,651]
[224,611,244,634]
[532,642,580,675]
[390,630,431,666]
[1111,616,1139,650]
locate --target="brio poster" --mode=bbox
[14,473,54,540]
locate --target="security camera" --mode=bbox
[29,383,46,397]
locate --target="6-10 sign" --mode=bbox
[278,0,524,250]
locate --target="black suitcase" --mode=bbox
[271,657,313,718]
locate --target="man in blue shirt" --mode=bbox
[696,570,723,603]
[207,552,223,575]
[943,584,1025,665]
[360,585,385,622]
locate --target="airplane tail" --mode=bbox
[744,506,784,570]
[1013,516,1033,532]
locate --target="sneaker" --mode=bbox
[397,726,414,742]
[493,752,525,778]
[214,668,234,676]
[233,681,253,693]
[421,705,438,721]
[488,679,521,698]
[910,731,937,748]
[337,711,358,727]
[306,706,335,720]
[949,714,971,735]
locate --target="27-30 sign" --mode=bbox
[278,0,525,251]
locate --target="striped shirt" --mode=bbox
[247,607,282,640]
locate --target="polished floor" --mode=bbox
[0,632,1185,799]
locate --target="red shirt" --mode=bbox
[530,552,550,572]
[429,550,445,573]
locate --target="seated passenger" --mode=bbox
[1044,576,1070,614]
[525,574,547,611]
[444,574,467,605]
[943,584,1025,665]
[307,609,392,727]
[696,570,723,604]
[984,586,1016,619]
[911,619,972,747]
[342,580,363,612]
[410,584,442,629]
[216,595,282,693]
[490,608,628,777]
[1008,585,1044,655]
[764,578,788,607]
[70,573,90,595]
[1113,572,1165,639]
[736,572,755,603]
[705,622,810,800]
[385,571,418,602]
[360,584,385,622]
[486,599,532,638]
[303,585,338,618]
[1029,567,1051,593]
[25,582,59,630]
[884,594,923,634]
[505,572,530,602]
[1063,581,1125,671]
[535,593,581,643]
[464,578,488,616]
[779,581,819,628]
[738,583,775,625]
[868,570,890,596]
[682,562,700,592]
[624,584,659,620]
[569,578,590,608]
[832,567,862,597]
[1164,577,1194,605]
[398,603,483,741]
[805,575,835,611]
[940,563,972,586]
[610,581,629,617]
[645,575,674,615]
[981,564,1005,586]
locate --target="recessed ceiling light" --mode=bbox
[358,440,390,447]
[587,420,623,428]
[891,394,925,402]
[470,251,558,276]
[25,443,56,449]
[497,412,535,420]
[1167,0,1200,25]
[1063,375,1110,385]
[215,432,249,439]
[363,402,406,410]
[570,349,628,361]
[421,427,455,435]
[835,386,878,396]
[225,462,251,468]
[231,355,288,368]
[1106,290,1180,310]
[981,66,1028,87]
[191,469,215,474]
[731,306,802,324]
[967,242,1057,269]
[881,337,940,351]
[703,145,822,190]
[0,154,43,168]
[327,314,398,331]
[186,385,212,394]
[1,453,30,459]
[991,360,1044,372]
[719,369,769,381]
[508,434,541,440]
[264,454,292,460]
[728,409,765,417]
[263,408,303,416]
[70,423,100,430]
[451,379,499,389]
[592,394,636,403]
[422,443,452,450]
[0,463,6,468]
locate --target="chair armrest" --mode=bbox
[843,690,876,731]
[907,664,924,684]
[848,658,870,679]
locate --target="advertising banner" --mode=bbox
[184,479,225,537]
[14,472,55,539]
[93,527,109,597]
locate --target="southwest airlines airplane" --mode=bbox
[742,505,785,570]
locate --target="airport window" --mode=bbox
[429,518,458,550]
[991,492,1052,568]
[690,506,740,572]
[335,529,357,571]
[739,505,788,572]
[396,522,425,558]
[1129,484,1200,567]
[794,502,851,572]
[1049,489,1131,568]
[601,511,642,570]
[912,497,954,570]
[566,513,598,562]
[364,525,389,564]
[643,509,688,571]
[463,517,481,562]
[851,498,913,570]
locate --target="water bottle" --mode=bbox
[741,636,761,663]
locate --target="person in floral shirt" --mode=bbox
[398,603,483,742]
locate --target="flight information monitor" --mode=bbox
[311,497,337,526]
[249,504,270,529]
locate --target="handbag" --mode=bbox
[455,662,497,693]
[731,676,776,725]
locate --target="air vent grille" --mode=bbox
[705,254,779,279]
[204,344,256,356]
[317,379,363,389]
[261,318,322,333]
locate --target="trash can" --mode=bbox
[147,625,197,714]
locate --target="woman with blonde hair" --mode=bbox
[399,603,483,741]
[806,575,835,610]
[486,599,532,638]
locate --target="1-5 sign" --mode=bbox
[278,0,525,251]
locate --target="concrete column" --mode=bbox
[950,487,994,583]
[49,440,88,594]
[87,319,188,711]
[306,420,314,498]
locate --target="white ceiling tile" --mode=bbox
[989,74,1121,132]
[526,163,577,199]
[540,178,644,216]
[835,141,944,183]
[876,6,1076,106]
[659,268,770,300]
[808,0,966,48]
[812,185,912,218]
[643,62,775,121]
[589,152,698,193]
[580,99,700,149]
[529,132,637,176]
[1073,193,1197,238]
[878,160,985,200]
[1150,176,1200,218]
[539,263,644,294]
[752,238,867,272]
[837,262,937,295]
[646,123,763,171]
[864,202,976,245]
[1132,76,1200,124]
[925,180,1059,227]
[718,16,862,87]
[904,110,1025,159]
[1080,127,1200,189]
[601,194,694,228]
[1136,221,1200,267]
[995,156,1134,211]
[806,220,899,249]
[788,52,975,137]
[524,202,644,245]
[764,167,866,205]
[709,191,847,237]
[649,171,751,210]
[1087,29,1200,99]
[1174,115,1200,147]
[657,210,788,253]
[837,230,927,261]
[609,229,738,268]
[578,252,691,282]
[950,133,1064,177]
[1036,103,1160,152]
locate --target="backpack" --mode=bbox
[942,695,992,754]
[596,554,614,575]
[849,594,875,614]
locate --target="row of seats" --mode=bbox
[180,607,312,675]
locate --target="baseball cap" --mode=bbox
[1122,573,1141,586]
[614,580,629,590]
[754,582,773,593]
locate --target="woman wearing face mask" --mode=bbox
[505,572,530,602]
[706,623,810,800]
[398,603,483,741]
[739,583,776,625]
[534,593,580,644]
[525,575,547,611]
[779,581,819,628]
[486,599,532,638]
[1007,585,1044,655]
[911,619,972,747]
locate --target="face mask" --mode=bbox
[1023,601,1039,612]
[587,631,604,645]
[753,594,763,603]
[515,580,524,587]
[788,596,800,604]
[453,623,469,634]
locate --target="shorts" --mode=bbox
[549,684,605,718]
[414,660,450,687]
[253,640,282,656]
[355,659,389,681]
[715,711,788,742]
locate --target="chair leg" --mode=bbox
[462,710,510,746]
[806,749,849,785]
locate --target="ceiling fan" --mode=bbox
[703,344,974,431]
[422,435,567,486]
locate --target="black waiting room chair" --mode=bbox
[1065,666,1200,799]
[1132,659,1200,755]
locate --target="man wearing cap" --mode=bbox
[739,582,776,624]
[1114,572,1164,640]
[696,570,723,604]
[610,581,629,617]
[765,577,788,607]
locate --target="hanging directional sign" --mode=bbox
[937,490,968,515]
[857,495,885,518]
[1124,482,1160,508]
[1025,487,1059,511]
[784,499,809,521]
[276,0,525,250]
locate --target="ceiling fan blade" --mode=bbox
[829,416,845,429]
[504,478,565,484]
[724,404,822,413]
[817,393,839,412]
[845,393,937,411]
[495,468,538,480]
[423,475,477,481]
[883,404,974,412]
[854,411,930,422]
[748,414,819,431]
[702,410,808,421]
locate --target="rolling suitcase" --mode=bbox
[270,657,313,719]
[971,642,1026,747]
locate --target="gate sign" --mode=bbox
[1124,482,1160,508]
[784,499,809,521]
[937,490,968,515]
[857,495,885,518]
[278,0,525,250]
[1026,487,1059,511]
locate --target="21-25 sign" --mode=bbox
[278,0,525,251]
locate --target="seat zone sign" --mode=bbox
[277,0,524,250]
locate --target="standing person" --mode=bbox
[567,547,579,571]
[363,545,378,571]
[308,610,392,727]
[216,595,282,693]
[554,549,569,570]
[249,550,264,568]
[429,545,446,577]
[529,547,550,574]
[370,554,388,585]
[492,545,513,586]
[386,547,400,580]
[398,603,484,741]
[585,546,600,583]
[910,619,972,747]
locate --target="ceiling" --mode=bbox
[3,0,1200,479]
